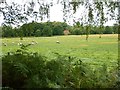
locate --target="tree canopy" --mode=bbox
[0,0,119,39]
[0,0,119,26]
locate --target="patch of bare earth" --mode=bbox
[97,42,118,44]
[89,34,118,37]
[74,44,88,49]
[80,44,89,46]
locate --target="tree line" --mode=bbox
[0,1,119,39]
[1,21,118,38]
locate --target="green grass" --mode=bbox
[1,34,118,69]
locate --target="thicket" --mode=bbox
[2,44,119,89]
[1,21,118,38]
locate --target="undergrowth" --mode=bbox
[2,44,119,89]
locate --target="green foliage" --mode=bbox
[0,0,118,38]
[12,21,69,37]
[2,44,46,88]
[42,25,52,36]
[2,25,14,37]
[35,29,42,37]
[52,22,64,35]
[104,26,113,34]
[1,21,118,38]
[113,24,119,34]
[2,44,118,89]
[72,28,82,35]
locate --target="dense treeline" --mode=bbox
[1,21,118,37]
[1,21,69,37]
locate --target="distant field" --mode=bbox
[0,34,118,69]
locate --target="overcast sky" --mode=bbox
[0,0,118,26]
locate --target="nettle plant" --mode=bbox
[2,44,46,88]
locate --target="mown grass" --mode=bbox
[1,34,118,69]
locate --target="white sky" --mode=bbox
[0,0,118,26]
[50,4,64,22]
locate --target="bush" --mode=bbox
[2,48,46,88]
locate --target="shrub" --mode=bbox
[2,49,46,88]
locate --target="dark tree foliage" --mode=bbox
[1,21,70,37]
[0,0,119,38]
[0,2,28,26]
[1,22,118,37]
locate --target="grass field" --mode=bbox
[1,34,118,69]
